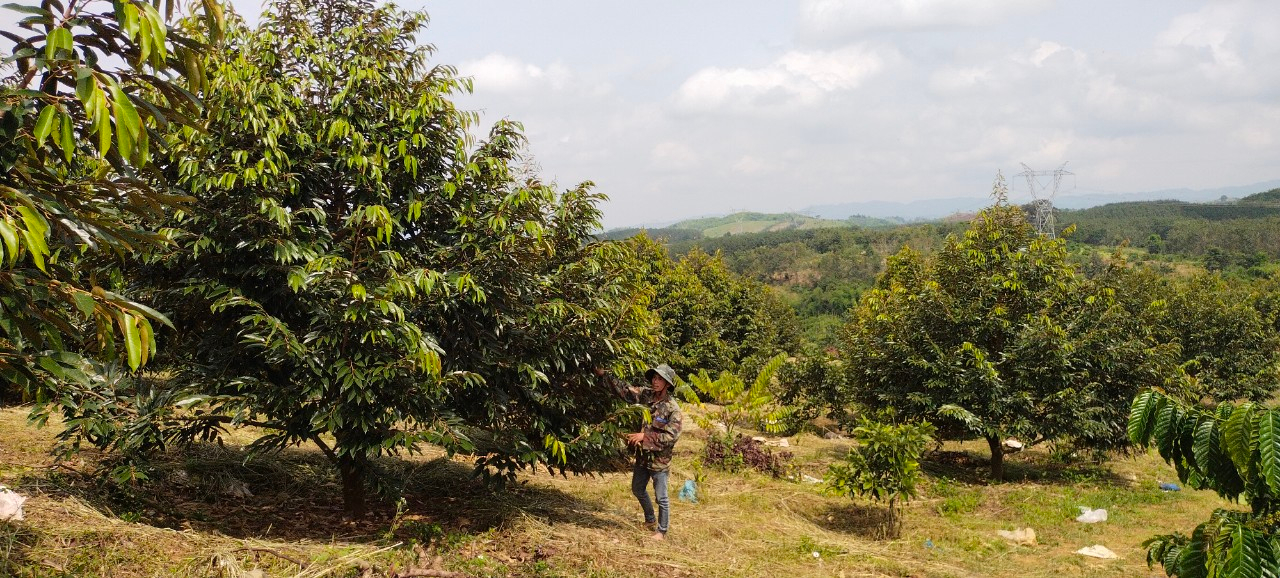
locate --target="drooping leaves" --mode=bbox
[0,0,220,402]
[1132,390,1280,577]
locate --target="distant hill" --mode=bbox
[795,180,1280,222]
[601,211,901,241]
[604,187,1280,263]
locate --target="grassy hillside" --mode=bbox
[601,212,902,242]
[0,406,1232,577]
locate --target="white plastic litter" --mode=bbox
[996,527,1037,546]
[801,474,823,484]
[1076,545,1119,559]
[1075,506,1108,523]
[0,487,27,521]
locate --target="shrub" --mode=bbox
[826,417,935,538]
[703,433,794,478]
[690,354,795,437]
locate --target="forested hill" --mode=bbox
[1062,188,1280,257]
[613,188,1280,263]
[614,189,1280,346]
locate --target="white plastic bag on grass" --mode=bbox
[0,487,26,521]
[1076,545,1119,559]
[1075,506,1107,523]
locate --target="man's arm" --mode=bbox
[594,367,646,404]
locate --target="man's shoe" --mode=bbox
[651,531,666,541]
[643,521,657,532]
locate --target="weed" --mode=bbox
[702,433,793,477]
[796,535,842,558]
[931,477,981,516]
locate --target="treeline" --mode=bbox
[777,184,1280,481]
[1061,189,1280,258]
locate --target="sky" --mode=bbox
[200,1,1280,227]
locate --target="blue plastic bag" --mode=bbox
[678,479,698,503]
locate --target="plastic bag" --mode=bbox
[1075,506,1108,523]
[1076,545,1119,559]
[0,487,26,521]
[678,479,698,503]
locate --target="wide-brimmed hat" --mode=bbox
[645,364,678,387]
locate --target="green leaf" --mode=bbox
[110,82,142,163]
[120,313,142,370]
[0,219,18,267]
[59,112,73,162]
[2,3,50,16]
[16,205,49,271]
[1155,400,1181,461]
[33,104,57,146]
[45,26,72,60]
[71,291,96,317]
[1223,522,1266,578]
[1258,410,1280,495]
[1225,403,1257,478]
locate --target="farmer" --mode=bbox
[594,364,683,540]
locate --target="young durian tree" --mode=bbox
[60,0,657,516]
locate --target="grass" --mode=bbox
[0,405,1237,577]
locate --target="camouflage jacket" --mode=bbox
[603,374,683,472]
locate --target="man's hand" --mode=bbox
[592,366,606,377]
[624,432,645,446]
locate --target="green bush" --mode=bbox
[826,417,935,538]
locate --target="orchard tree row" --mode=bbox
[780,178,1280,480]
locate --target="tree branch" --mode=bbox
[311,434,339,464]
[176,414,281,431]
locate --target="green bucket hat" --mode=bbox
[645,364,678,387]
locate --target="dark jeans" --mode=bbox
[631,462,670,533]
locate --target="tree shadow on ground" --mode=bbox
[803,502,890,539]
[0,522,41,576]
[15,443,624,543]
[922,448,1135,487]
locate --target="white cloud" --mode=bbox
[732,155,779,175]
[799,0,1053,39]
[650,141,701,171]
[1157,4,1247,69]
[429,1,1280,229]
[461,54,573,92]
[929,65,992,92]
[673,45,890,111]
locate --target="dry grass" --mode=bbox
[0,405,1235,577]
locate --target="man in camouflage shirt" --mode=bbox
[595,364,683,540]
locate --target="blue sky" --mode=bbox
[210,1,1280,226]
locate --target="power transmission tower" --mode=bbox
[1015,162,1072,238]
